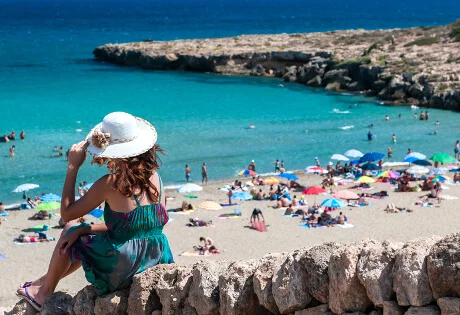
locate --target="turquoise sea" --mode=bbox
[1,0,459,204]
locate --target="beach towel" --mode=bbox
[217,213,242,219]
[439,194,458,200]
[251,221,267,232]
[0,212,8,216]
[13,241,39,245]
[168,209,195,214]
[183,194,198,198]
[179,251,213,256]
[283,214,300,217]
[337,223,354,228]
[0,254,5,259]
[220,203,239,207]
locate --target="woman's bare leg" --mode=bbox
[18,223,82,305]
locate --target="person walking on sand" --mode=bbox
[9,145,15,157]
[201,163,208,185]
[185,165,191,182]
[15,112,174,312]
[20,130,25,140]
[455,140,460,159]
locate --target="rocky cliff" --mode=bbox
[10,233,460,315]
[93,20,460,110]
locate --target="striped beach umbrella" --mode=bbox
[357,176,375,183]
[377,170,400,179]
[239,169,256,176]
[198,201,223,211]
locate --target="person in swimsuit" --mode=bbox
[272,159,280,173]
[385,115,389,121]
[20,130,25,140]
[367,131,373,141]
[454,140,459,159]
[392,134,396,143]
[201,163,208,185]
[387,147,393,159]
[16,112,174,312]
[185,165,191,182]
[315,157,320,167]
[9,145,15,157]
[250,208,264,222]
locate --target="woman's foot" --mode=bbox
[16,283,48,311]
[18,278,44,291]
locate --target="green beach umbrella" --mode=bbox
[35,201,60,212]
[429,153,457,164]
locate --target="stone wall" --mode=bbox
[10,233,460,315]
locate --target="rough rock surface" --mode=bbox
[383,301,406,315]
[328,241,373,314]
[253,253,285,314]
[427,233,460,300]
[40,292,73,315]
[8,300,38,315]
[127,264,177,315]
[94,21,460,110]
[404,305,441,315]
[294,304,333,314]
[272,248,311,314]
[187,261,229,315]
[94,289,129,315]
[357,241,403,307]
[393,236,441,307]
[218,259,260,315]
[301,242,342,304]
[72,285,98,315]
[155,265,194,315]
[437,297,460,315]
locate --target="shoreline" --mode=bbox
[93,21,460,111]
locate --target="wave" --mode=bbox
[76,129,82,132]
[332,108,350,114]
[338,125,354,130]
[382,161,410,167]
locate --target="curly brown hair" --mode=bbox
[92,145,165,203]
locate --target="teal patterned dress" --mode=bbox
[68,178,174,295]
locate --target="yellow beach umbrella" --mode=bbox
[198,201,223,211]
[357,176,375,183]
[264,177,280,185]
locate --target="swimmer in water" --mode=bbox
[249,124,255,129]
[392,134,397,143]
[414,113,417,119]
[433,130,437,135]
[435,121,439,125]
[370,123,374,128]
[398,113,401,118]
[387,147,393,159]
[385,115,389,121]
[367,130,373,141]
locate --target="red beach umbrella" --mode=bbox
[302,186,327,195]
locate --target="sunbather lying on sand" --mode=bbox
[14,232,55,243]
[187,218,213,227]
[29,211,49,220]
[385,203,413,213]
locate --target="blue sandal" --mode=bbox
[16,282,42,311]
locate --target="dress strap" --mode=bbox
[134,195,141,207]
[157,173,163,202]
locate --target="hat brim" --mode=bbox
[86,117,157,158]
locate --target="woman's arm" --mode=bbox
[60,141,108,222]
[77,223,108,235]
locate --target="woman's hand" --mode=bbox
[59,227,83,255]
[68,141,89,169]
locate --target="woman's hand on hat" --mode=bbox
[68,141,89,169]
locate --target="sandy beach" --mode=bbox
[1,171,459,308]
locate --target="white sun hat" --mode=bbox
[86,112,157,158]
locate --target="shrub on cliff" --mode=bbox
[449,20,460,42]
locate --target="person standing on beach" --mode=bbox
[9,145,15,157]
[201,163,208,185]
[185,165,191,182]
[455,140,459,159]
[20,130,25,140]
[227,189,233,205]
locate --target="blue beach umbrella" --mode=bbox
[88,208,104,219]
[320,198,347,208]
[359,152,385,163]
[230,191,253,201]
[350,159,360,165]
[404,152,426,162]
[361,163,380,171]
[404,157,419,163]
[412,159,432,166]
[450,169,460,173]
[279,173,299,181]
[39,193,61,202]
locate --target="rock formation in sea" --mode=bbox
[9,233,460,315]
[93,20,460,110]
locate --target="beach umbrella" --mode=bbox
[320,198,347,208]
[357,176,375,183]
[39,193,61,202]
[431,175,449,183]
[230,191,253,201]
[377,170,400,179]
[429,153,457,164]
[238,169,256,176]
[302,186,327,195]
[344,149,364,158]
[428,168,447,176]
[279,173,299,181]
[359,152,385,163]
[177,183,203,193]
[331,154,349,161]
[88,208,104,219]
[305,166,327,174]
[404,152,426,162]
[350,159,360,165]
[412,159,432,166]
[361,163,380,171]
[333,190,359,200]
[450,168,460,173]
[407,165,430,174]
[198,201,223,211]
[264,177,280,185]
[35,201,60,212]
[12,183,39,193]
